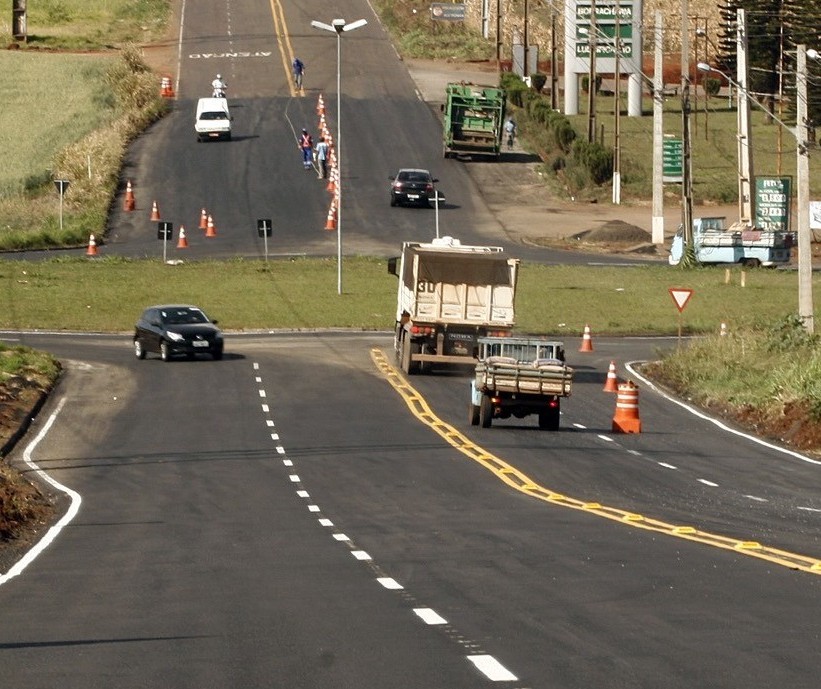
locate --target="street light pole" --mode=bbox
[311,17,367,296]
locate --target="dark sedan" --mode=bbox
[133,304,224,361]
[389,168,440,207]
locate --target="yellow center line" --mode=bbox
[269,0,298,97]
[370,348,821,576]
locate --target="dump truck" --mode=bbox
[668,216,793,268]
[442,82,506,159]
[469,336,574,430]
[388,236,519,374]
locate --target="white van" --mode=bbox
[195,98,232,142]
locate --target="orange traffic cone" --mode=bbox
[205,215,217,237]
[326,167,336,193]
[603,361,619,392]
[177,225,189,249]
[612,380,641,433]
[150,200,160,221]
[317,94,325,115]
[579,324,594,352]
[86,234,98,256]
[124,180,135,211]
[199,208,208,230]
[160,75,175,98]
[324,202,336,231]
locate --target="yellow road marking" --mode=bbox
[370,348,821,576]
[269,0,299,97]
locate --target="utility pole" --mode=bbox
[551,11,558,111]
[523,0,529,78]
[796,45,814,333]
[612,0,621,204]
[587,0,597,143]
[736,9,754,226]
[680,0,694,264]
[496,0,502,73]
[651,11,664,244]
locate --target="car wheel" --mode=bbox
[390,196,397,207]
[134,338,146,360]
[469,403,480,426]
[160,341,171,362]
[479,395,493,428]
[212,348,223,361]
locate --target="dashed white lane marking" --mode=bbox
[318,518,334,527]
[297,490,309,498]
[597,434,614,442]
[283,459,293,467]
[261,404,269,413]
[798,506,821,513]
[745,495,768,502]
[467,655,518,681]
[573,423,587,429]
[258,389,266,398]
[271,433,279,441]
[414,608,447,625]
[377,577,404,590]
[289,474,300,482]
[351,550,372,561]
[698,478,719,487]
[266,420,275,427]
[308,505,320,512]
[658,462,677,470]
[255,376,262,383]
[333,533,350,541]
[276,446,285,454]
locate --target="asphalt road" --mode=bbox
[1,331,820,688]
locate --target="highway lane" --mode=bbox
[1,332,820,688]
[0,0,644,265]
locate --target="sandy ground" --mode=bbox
[403,58,739,254]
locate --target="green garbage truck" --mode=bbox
[442,83,506,159]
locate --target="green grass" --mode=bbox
[0,257,809,335]
[0,53,117,196]
[2,0,171,49]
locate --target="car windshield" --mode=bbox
[400,171,431,183]
[162,308,208,325]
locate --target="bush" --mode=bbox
[571,139,614,185]
[530,72,547,93]
[704,77,721,97]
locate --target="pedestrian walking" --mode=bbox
[314,137,329,179]
[292,57,305,90]
[504,116,517,150]
[298,128,314,169]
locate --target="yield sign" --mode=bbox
[669,287,694,313]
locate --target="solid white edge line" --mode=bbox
[0,398,81,586]
[626,361,821,466]
[467,655,518,681]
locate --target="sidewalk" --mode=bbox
[404,58,738,248]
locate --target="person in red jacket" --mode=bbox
[298,128,313,170]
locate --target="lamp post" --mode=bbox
[311,17,367,296]
[698,48,819,333]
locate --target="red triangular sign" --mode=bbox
[669,287,694,313]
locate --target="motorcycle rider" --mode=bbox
[211,74,227,98]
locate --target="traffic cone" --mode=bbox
[317,94,325,115]
[199,208,208,230]
[124,180,135,211]
[579,324,594,352]
[612,380,641,433]
[150,200,160,221]
[86,234,98,256]
[160,75,175,98]
[603,361,619,392]
[205,214,217,237]
[326,167,336,193]
[176,225,189,249]
[324,201,336,231]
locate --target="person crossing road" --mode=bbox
[292,57,305,90]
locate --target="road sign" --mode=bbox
[257,218,272,238]
[669,288,693,313]
[663,138,683,183]
[53,180,70,194]
[157,221,173,240]
[754,176,791,231]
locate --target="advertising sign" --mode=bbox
[574,1,634,59]
[662,138,683,183]
[430,3,465,21]
[754,176,791,231]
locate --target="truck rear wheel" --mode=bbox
[479,395,493,428]
[538,407,560,431]
[469,402,480,426]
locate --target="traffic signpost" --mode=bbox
[257,218,272,262]
[669,287,694,343]
[157,221,173,263]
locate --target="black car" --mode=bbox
[389,168,440,207]
[133,304,224,361]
